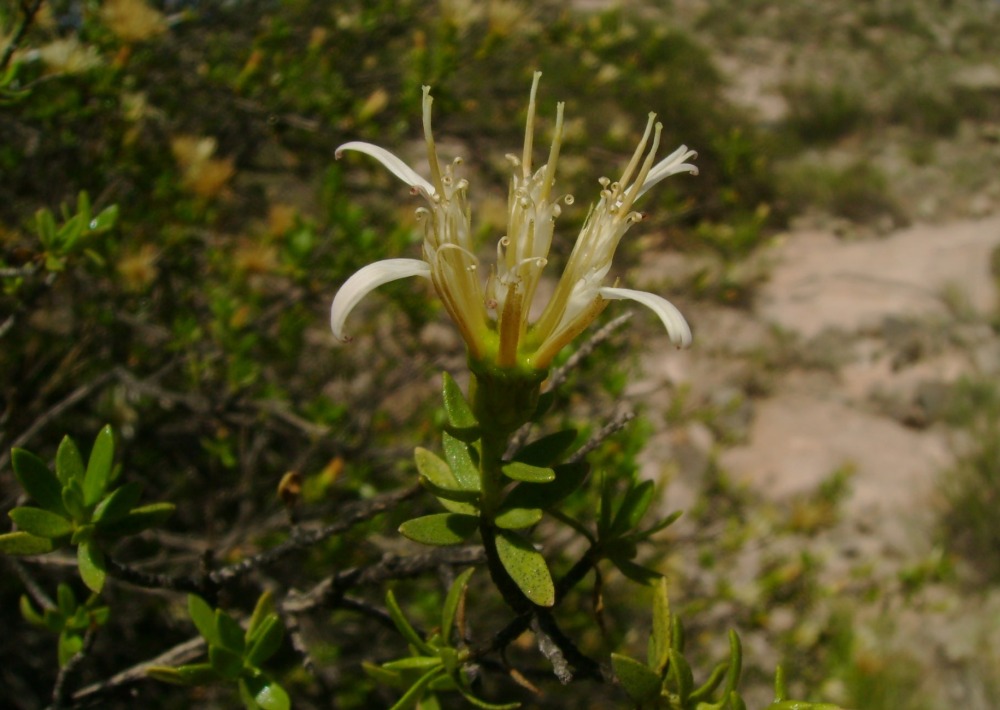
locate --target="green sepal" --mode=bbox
[382,656,443,671]
[611,556,662,585]
[77,541,106,593]
[147,663,217,685]
[442,372,479,441]
[93,482,143,525]
[246,591,276,642]
[611,480,655,536]
[513,429,577,466]
[9,507,73,539]
[246,615,283,666]
[56,436,85,486]
[611,653,662,703]
[0,531,57,555]
[209,645,243,679]
[58,631,84,666]
[501,461,589,511]
[83,425,115,506]
[441,432,481,490]
[239,670,291,710]
[494,529,554,607]
[399,513,478,546]
[385,589,433,655]
[95,502,175,537]
[188,595,221,646]
[11,449,66,515]
[501,461,555,483]
[389,666,444,710]
[441,567,475,642]
[216,610,245,654]
[493,506,542,530]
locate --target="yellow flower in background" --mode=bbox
[100,0,167,43]
[331,72,695,371]
[170,135,235,199]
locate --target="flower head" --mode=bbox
[332,72,696,372]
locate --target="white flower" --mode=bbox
[331,72,696,370]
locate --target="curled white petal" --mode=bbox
[599,286,692,348]
[331,258,432,342]
[633,145,699,201]
[336,141,437,197]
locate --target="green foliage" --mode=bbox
[20,584,110,667]
[2,425,175,593]
[147,592,288,710]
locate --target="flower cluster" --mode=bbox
[331,72,696,372]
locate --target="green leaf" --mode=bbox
[36,208,57,247]
[9,507,73,539]
[362,661,404,688]
[456,687,522,710]
[415,447,457,488]
[57,583,75,616]
[246,591,276,642]
[513,429,577,466]
[57,213,86,251]
[634,510,683,541]
[399,513,478,546]
[0,531,56,555]
[668,648,694,703]
[93,482,143,525]
[421,480,479,516]
[96,502,175,537]
[217,610,246,654]
[611,556,662,585]
[61,481,86,520]
[441,567,475,643]
[389,666,444,710]
[722,630,743,699]
[442,372,478,437]
[246,616,283,666]
[240,671,291,710]
[56,436,85,486]
[441,432,481,490]
[688,662,729,704]
[77,542,106,593]
[501,461,589,511]
[385,589,433,655]
[188,595,221,645]
[494,506,542,530]
[83,425,115,506]
[70,523,95,545]
[611,653,661,703]
[382,656,443,671]
[58,631,84,666]
[20,595,45,626]
[209,645,243,679]
[11,449,65,515]
[495,529,554,607]
[501,461,555,483]
[89,204,119,233]
[649,577,671,673]
[611,480,655,536]
[147,663,217,686]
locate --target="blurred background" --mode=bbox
[2,0,1000,707]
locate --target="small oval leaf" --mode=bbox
[0,531,57,555]
[9,507,73,539]
[513,429,578,466]
[611,653,662,702]
[93,482,143,525]
[83,425,115,506]
[501,461,555,483]
[494,506,543,530]
[11,449,65,515]
[56,436,85,486]
[442,372,477,430]
[398,513,478,546]
[77,541,106,593]
[494,529,554,607]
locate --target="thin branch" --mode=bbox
[568,407,636,463]
[50,627,97,709]
[0,0,44,72]
[282,545,485,615]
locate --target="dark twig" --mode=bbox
[0,0,45,73]
[531,616,572,684]
[50,627,96,709]
[104,557,205,595]
[282,545,485,615]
